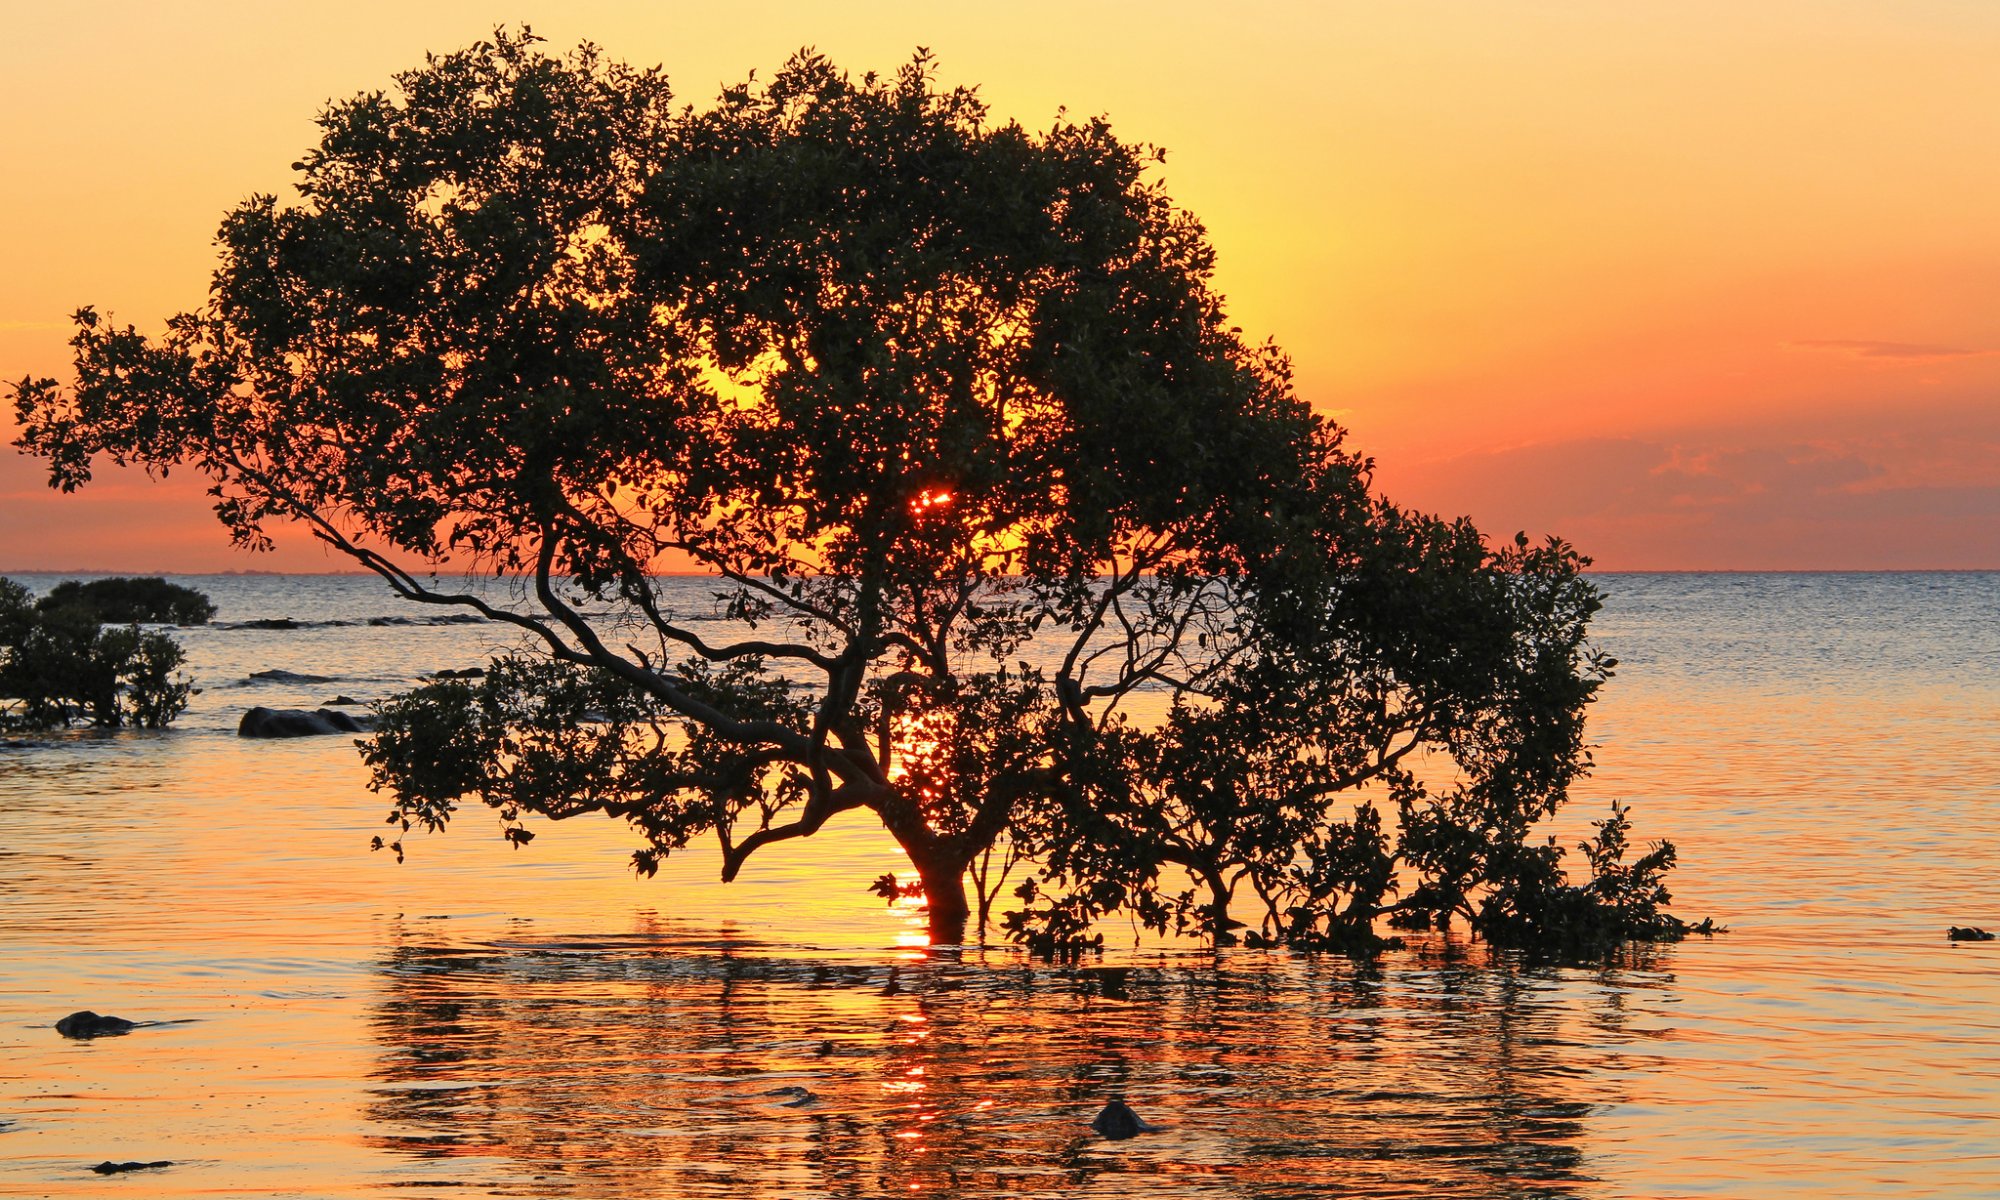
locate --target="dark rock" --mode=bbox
[238,707,374,738]
[91,1161,173,1175]
[1091,1100,1162,1139]
[1949,926,1995,941]
[56,1011,136,1038]
[763,1085,817,1108]
[240,618,303,630]
[432,667,485,680]
[323,695,365,706]
[248,669,335,684]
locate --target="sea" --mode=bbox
[0,571,1995,1198]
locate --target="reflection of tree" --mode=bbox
[365,921,1657,1197]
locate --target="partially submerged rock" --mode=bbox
[91,1160,172,1175]
[248,668,334,684]
[1949,926,1995,942]
[1091,1100,1162,1139]
[238,707,374,738]
[56,1011,136,1038]
[323,695,365,706]
[431,667,485,680]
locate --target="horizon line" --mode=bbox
[3,566,1996,577]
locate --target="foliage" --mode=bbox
[1474,801,1706,956]
[0,578,194,730]
[36,576,218,625]
[9,31,1688,953]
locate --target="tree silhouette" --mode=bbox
[11,30,1682,950]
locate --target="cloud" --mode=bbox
[1789,339,1990,361]
[1374,402,2000,569]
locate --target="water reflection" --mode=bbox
[5,572,1994,1197]
[366,922,1660,1197]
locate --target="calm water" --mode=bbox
[1,572,1996,1197]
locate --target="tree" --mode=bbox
[0,577,194,730]
[35,576,218,625]
[10,32,1685,950]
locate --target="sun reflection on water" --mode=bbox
[351,918,1629,1197]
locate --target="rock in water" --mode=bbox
[238,707,373,738]
[1948,926,1996,941]
[1091,1100,1162,1139]
[56,1011,137,1038]
[247,668,331,683]
[91,1161,173,1174]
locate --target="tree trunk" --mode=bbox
[1201,864,1238,946]
[913,854,971,947]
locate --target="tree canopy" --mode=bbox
[10,31,1690,952]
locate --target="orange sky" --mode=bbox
[3,1,1996,571]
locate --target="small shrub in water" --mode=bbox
[0,577,195,730]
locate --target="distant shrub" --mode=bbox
[36,576,217,625]
[0,577,192,730]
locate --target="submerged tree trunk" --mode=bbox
[913,855,972,947]
[875,784,974,946]
[1202,866,1239,946]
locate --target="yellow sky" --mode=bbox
[3,1,1996,570]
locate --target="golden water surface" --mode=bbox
[2,573,1996,1197]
